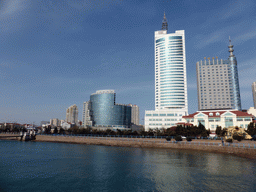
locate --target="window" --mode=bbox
[146,114,152,116]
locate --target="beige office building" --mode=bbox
[128,104,140,125]
[66,104,78,125]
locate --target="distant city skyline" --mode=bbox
[0,0,255,125]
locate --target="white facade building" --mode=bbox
[50,118,61,127]
[82,101,93,127]
[247,107,256,117]
[144,13,188,131]
[66,104,78,125]
[182,110,253,133]
[128,104,140,125]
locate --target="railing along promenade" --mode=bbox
[36,133,256,149]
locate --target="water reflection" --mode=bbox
[0,140,255,192]
[138,148,255,192]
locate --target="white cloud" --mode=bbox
[0,0,29,33]
[218,0,253,20]
[0,0,26,16]
[193,0,256,49]
[235,29,256,45]
[194,26,231,49]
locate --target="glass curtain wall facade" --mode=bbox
[90,90,131,128]
[144,14,188,131]
[228,41,241,111]
[155,30,188,112]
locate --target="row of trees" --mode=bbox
[163,123,210,137]
[0,126,27,133]
[43,123,210,137]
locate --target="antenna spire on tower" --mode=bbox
[228,37,235,57]
[161,12,168,31]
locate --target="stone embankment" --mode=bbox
[1,133,256,159]
[35,135,256,159]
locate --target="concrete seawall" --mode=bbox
[1,133,255,159]
[34,135,256,159]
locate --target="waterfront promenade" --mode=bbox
[1,133,256,159]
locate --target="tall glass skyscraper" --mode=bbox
[144,14,188,131]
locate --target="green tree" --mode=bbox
[116,129,123,136]
[246,122,256,136]
[233,133,243,141]
[59,128,65,134]
[220,128,227,137]
[216,126,222,136]
[44,126,51,134]
[54,127,58,134]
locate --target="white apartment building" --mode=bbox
[82,101,93,127]
[144,13,188,131]
[247,107,256,117]
[128,104,140,125]
[66,104,78,125]
[50,118,61,127]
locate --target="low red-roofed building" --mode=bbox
[182,110,253,133]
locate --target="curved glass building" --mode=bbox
[155,30,188,111]
[144,13,188,131]
[89,90,131,128]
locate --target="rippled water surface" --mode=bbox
[0,140,255,192]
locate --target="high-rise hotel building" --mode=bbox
[252,81,256,108]
[144,14,188,131]
[196,39,241,111]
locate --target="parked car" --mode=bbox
[181,136,186,139]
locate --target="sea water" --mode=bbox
[0,140,255,192]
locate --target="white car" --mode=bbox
[181,136,186,139]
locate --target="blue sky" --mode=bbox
[0,0,255,125]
